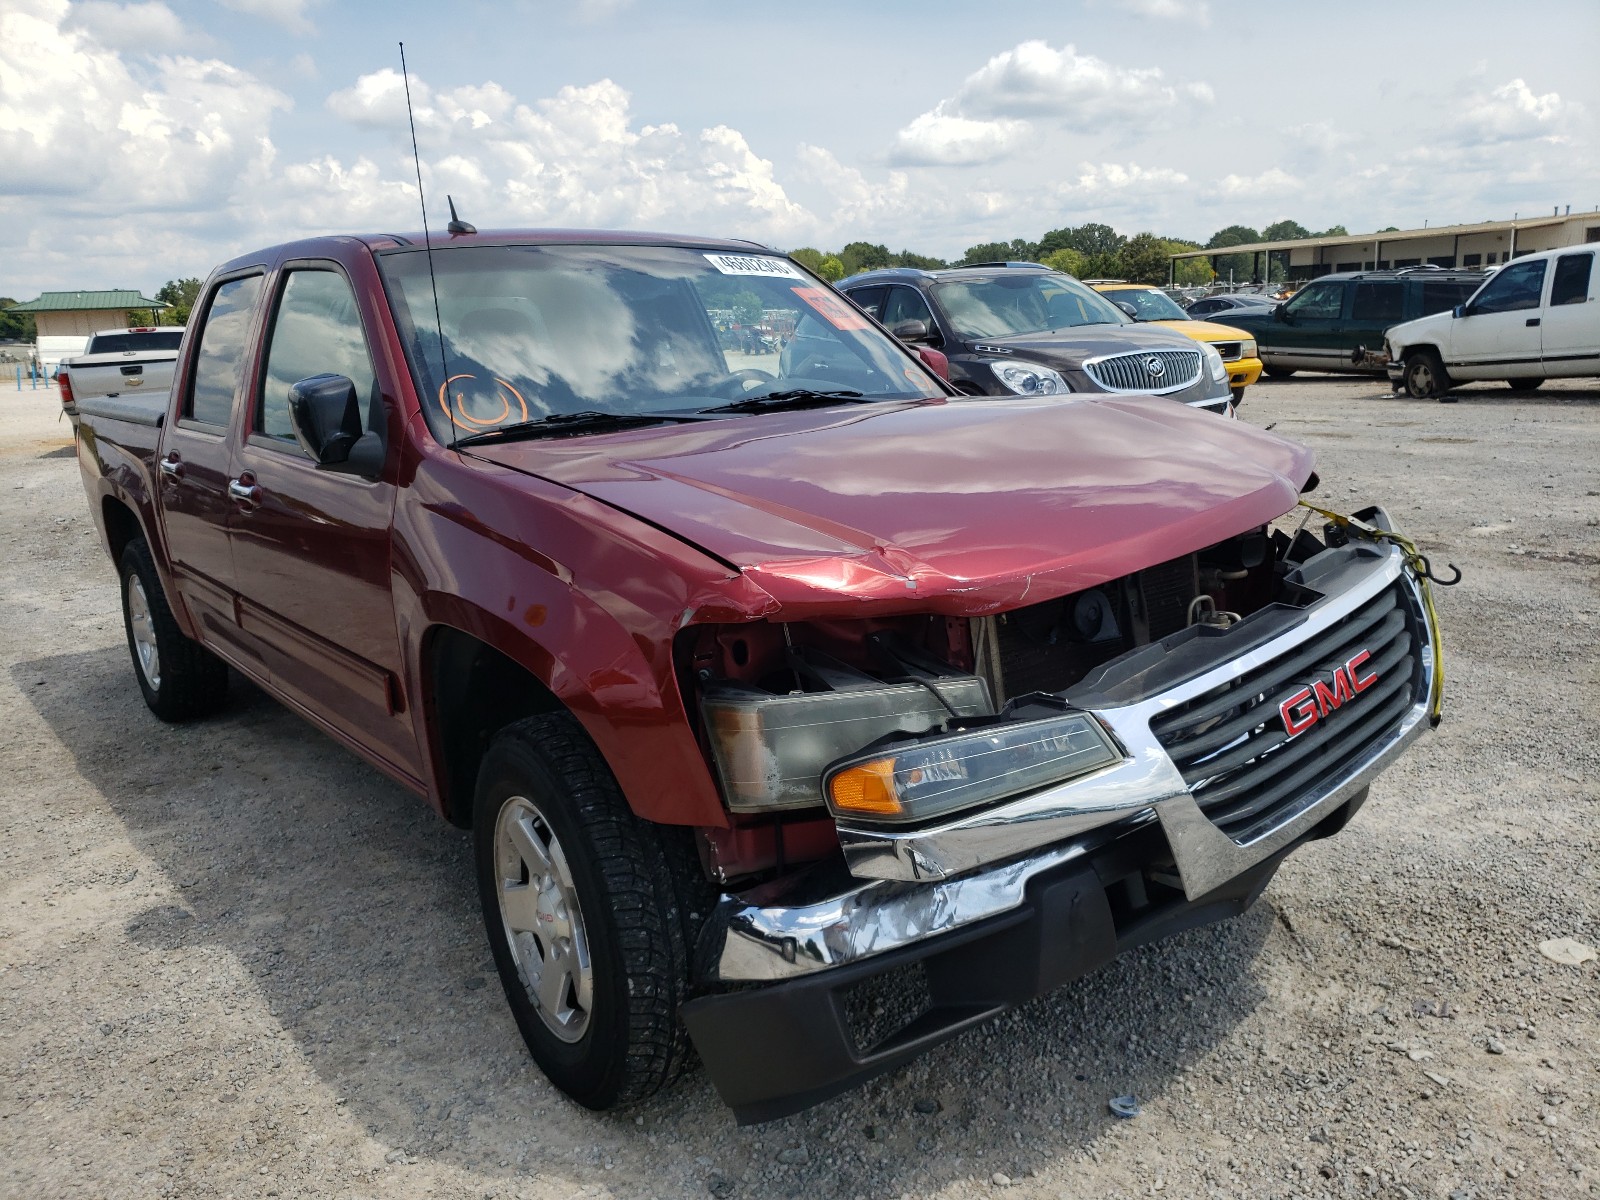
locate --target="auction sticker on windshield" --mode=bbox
[791,286,872,330]
[704,254,806,279]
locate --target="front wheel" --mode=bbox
[474,713,700,1110]
[1403,350,1452,401]
[120,537,229,721]
[1229,385,1246,407]
[1263,366,1296,379]
[1504,378,1544,391]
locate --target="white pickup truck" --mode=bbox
[59,327,185,425]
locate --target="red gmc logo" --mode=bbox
[1278,650,1379,737]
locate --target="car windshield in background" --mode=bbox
[88,331,184,353]
[378,244,942,443]
[1114,289,1189,322]
[931,274,1129,339]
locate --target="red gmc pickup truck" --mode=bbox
[75,229,1443,1123]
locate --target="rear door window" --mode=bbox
[1350,283,1404,323]
[185,275,263,427]
[1421,281,1478,313]
[842,286,887,320]
[1550,253,1594,306]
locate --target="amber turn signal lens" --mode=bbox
[826,758,903,817]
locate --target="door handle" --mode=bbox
[228,478,262,506]
[158,456,184,480]
[1526,318,1540,327]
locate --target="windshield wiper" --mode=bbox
[453,410,688,447]
[697,388,868,415]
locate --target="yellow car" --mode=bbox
[1089,281,1262,404]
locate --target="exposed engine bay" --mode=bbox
[678,517,1361,883]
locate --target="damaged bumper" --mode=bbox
[684,534,1439,1122]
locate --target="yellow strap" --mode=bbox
[1297,501,1446,723]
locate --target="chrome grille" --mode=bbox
[1083,349,1202,394]
[1148,583,1423,844]
[1211,341,1242,361]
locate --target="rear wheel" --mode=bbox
[474,713,701,1110]
[1263,366,1296,379]
[1403,349,1452,401]
[119,537,229,721]
[1504,378,1544,391]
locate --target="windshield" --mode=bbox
[930,273,1128,338]
[1108,288,1188,322]
[378,244,942,442]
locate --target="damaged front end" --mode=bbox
[677,505,1442,1122]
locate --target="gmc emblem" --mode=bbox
[1279,650,1379,737]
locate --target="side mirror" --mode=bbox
[916,345,950,381]
[1274,305,1289,323]
[1116,301,1139,319]
[289,373,376,472]
[1452,304,1467,318]
[891,319,931,343]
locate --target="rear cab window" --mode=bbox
[183,275,264,429]
[1551,253,1594,306]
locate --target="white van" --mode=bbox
[1384,245,1599,399]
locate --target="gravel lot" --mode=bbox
[2,373,1596,1200]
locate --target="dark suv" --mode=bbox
[1220,268,1484,377]
[833,265,1233,413]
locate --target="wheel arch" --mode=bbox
[421,624,568,830]
[415,613,727,832]
[101,495,145,568]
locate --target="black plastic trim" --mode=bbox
[681,800,1363,1123]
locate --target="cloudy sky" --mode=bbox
[2,0,1597,299]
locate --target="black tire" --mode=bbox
[1263,366,1296,379]
[1229,385,1246,407]
[1403,349,1452,401]
[474,713,703,1111]
[119,537,229,721]
[1504,378,1544,391]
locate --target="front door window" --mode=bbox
[1471,260,1547,314]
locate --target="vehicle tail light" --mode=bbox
[917,345,950,381]
[58,369,74,407]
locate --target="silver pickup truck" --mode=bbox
[59,328,185,426]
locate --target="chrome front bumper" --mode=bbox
[707,543,1436,984]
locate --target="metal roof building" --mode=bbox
[1169,211,1600,285]
[10,289,169,363]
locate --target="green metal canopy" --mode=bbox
[10,290,168,313]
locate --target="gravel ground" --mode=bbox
[2,373,1596,1200]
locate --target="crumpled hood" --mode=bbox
[467,396,1316,616]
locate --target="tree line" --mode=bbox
[790,218,1351,287]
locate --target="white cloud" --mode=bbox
[888,109,1029,166]
[574,0,633,20]
[1205,167,1302,201]
[324,71,815,239]
[1115,0,1210,24]
[217,0,315,36]
[951,40,1206,121]
[1452,78,1577,145]
[889,40,1213,165]
[65,1,208,52]
[0,0,289,206]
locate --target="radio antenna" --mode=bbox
[399,42,458,449]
